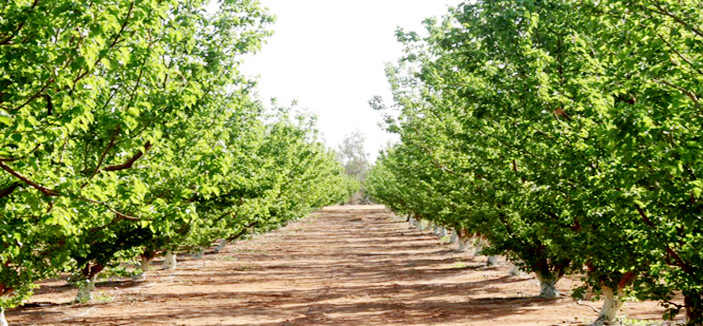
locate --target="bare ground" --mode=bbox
[7,205,681,326]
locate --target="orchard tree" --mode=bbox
[338,130,370,204]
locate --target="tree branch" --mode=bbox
[83,124,121,185]
[0,182,21,199]
[648,1,703,40]
[110,1,134,48]
[654,32,703,77]
[0,143,41,162]
[226,221,259,241]
[656,79,701,108]
[78,196,140,221]
[0,161,58,196]
[103,141,152,172]
[12,77,55,113]
[634,203,696,279]
[0,0,39,45]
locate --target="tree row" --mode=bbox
[0,1,357,323]
[367,0,703,325]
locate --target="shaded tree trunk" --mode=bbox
[193,248,204,259]
[509,264,524,276]
[486,255,498,267]
[132,252,154,282]
[457,238,467,252]
[449,230,458,244]
[535,271,560,298]
[685,291,703,326]
[74,262,104,303]
[215,239,229,252]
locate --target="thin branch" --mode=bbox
[226,221,259,241]
[78,196,140,221]
[12,78,55,113]
[656,79,701,108]
[110,1,134,48]
[83,124,121,186]
[0,161,58,196]
[0,0,39,45]
[70,1,135,88]
[0,144,41,162]
[648,0,703,40]
[104,141,152,172]
[634,203,655,227]
[654,32,703,77]
[634,203,696,279]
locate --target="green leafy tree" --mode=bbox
[338,130,370,204]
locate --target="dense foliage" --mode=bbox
[0,0,357,319]
[367,0,703,324]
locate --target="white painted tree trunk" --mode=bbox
[457,239,467,252]
[474,243,483,256]
[418,220,425,231]
[509,264,523,276]
[438,227,447,238]
[163,251,177,270]
[536,273,560,298]
[75,274,99,303]
[132,272,146,282]
[215,239,229,252]
[433,225,439,235]
[408,216,415,227]
[193,248,204,259]
[449,230,458,244]
[0,307,8,326]
[486,255,498,267]
[593,286,625,325]
[132,256,152,282]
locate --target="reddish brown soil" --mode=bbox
[7,205,681,325]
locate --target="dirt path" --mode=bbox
[8,205,675,325]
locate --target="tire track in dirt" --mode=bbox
[7,205,675,326]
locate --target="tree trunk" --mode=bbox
[132,255,153,282]
[418,220,426,231]
[75,273,99,303]
[509,264,522,276]
[593,286,625,325]
[0,307,8,326]
[193,248,204,259]
[163,251,177,270]
[408,215,415,227]
[432,225,439,235]
[486,255,498,267]
[474,243,483,256]
[535,272,560,298]
[215,239,228,252]
[685,291,703,326]
[450,230,458,244]
[457,239,467,252]
[439,227,447,238]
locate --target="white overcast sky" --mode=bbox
[240,0,461,161]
